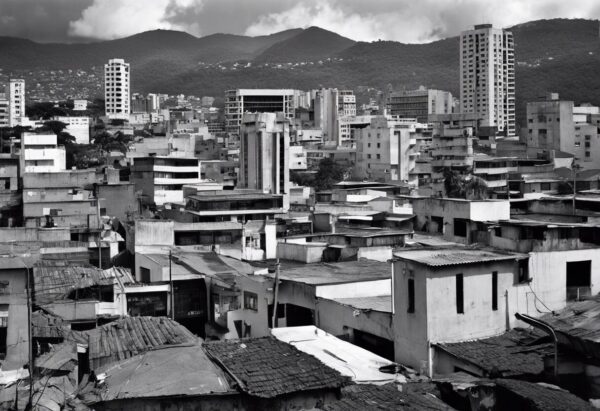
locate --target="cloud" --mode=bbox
[244,0,600,43]
[68,0,204,40]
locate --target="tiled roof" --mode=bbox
[203,337,348,398]
[34,261,134,304]
[322,383,451,410]
[393,248,522,268]
[69,316,196,369]
[496,379,595,410]
[436,328,550,378]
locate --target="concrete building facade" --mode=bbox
[104,58,130,120]
[460,25,515,137]
[225,89,295,133]
[239,113,290,197]
[6,79,25,127]
[20,132,66,173]
[387,88,454,123]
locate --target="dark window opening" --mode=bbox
[567,260,592,301]
[244,291,258,311]
[492,272,498,311]
[456,274,464,314]
[140,267,151,283]
[454,219,468,237]
[518,259,530,283]
[407,278,415,313]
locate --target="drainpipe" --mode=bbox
[515,313,558,380]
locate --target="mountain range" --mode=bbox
[1,19,599,126]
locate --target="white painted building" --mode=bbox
[6,79,25,127]
[104,58,130,120]
[0,94,8,127]
[460,24,515,137]
[52,116,90,144]
[289,145,307,170]
[20,132,66,173]
[239,112,290,197]
[73,99,88,111]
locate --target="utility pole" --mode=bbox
[23,262,33,409]
[271,259,281,329]
[169,249,174,320]
[96,196,102,269]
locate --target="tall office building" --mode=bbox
[314,88,357,146]
[6,79,25,127]
[239,112,290,196]
[104,58,130,120]
[225,89,295,133]
[460,24,515,137]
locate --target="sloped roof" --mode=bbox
[330,295,392,313]
[269,259,390,285]
[80,344,232,403]
[34,261,134,304]
[203,337,348,398]
[32,308,67,338]
[495,379,594,410]
[322,383,451,411]
[393,248,523,268]
[271,326,402,384]
[68,316,196,369]
[535,295,600,360]
[436,328,550,378]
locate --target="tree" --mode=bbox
[93,130,132,155]
[464,176,489,200]
[443,168,465,198]
[314,157,346,191]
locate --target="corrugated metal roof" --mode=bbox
[393,248,521,267]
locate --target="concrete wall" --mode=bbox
[393,259,516,371]
[316,279,391,299]
[98,184,137,220]
[277,242,328,263]
[224,276,273,339]
[134,220,174,250]
[0,267,28,370]
[316,297,393,342]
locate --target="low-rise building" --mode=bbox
[52,116,90,145]
[0,154,21,227]
[130,156,201,206]
[20,132,66,173]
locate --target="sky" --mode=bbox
[2,0,600,43]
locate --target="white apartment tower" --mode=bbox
[460,24,515,137]
[7,79,25,127]
[104,58,130,120]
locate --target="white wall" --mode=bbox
[316,279,391,299]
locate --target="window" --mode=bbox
[244,291,258,311]
[0,281,8,295]
[454,219,468,237]
[540,182,551,191]
[492,272,498,311]
[518,258,530,283]
[586,151,591,158]
[407,277,415,313]
[140,267,151,283]
[456,274,464,314]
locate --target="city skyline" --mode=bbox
[2,0,600,44]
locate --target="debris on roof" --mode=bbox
[32,308,68,339]
[204,337,349,398]
[69,316,196,369]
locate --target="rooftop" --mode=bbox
[435,328,549,378]
[393,247,523,268]
[80,344,232,403]
[267,259,391,285]
[69,316,196,369]
[495,379,595,411]
[271,326,402,384]
[203,337,348,398]
[322,383,449,411]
